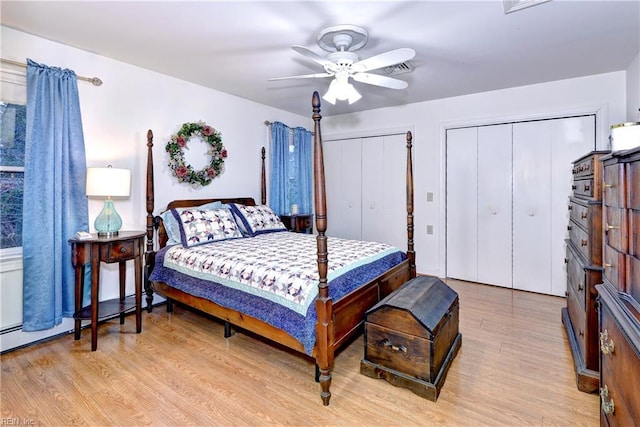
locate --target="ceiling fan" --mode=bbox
[269,25,416,105]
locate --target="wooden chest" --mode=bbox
[360,276,462,401]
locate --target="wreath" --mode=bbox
[166,121,227,187]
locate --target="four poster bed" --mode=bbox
[143,91,416,405]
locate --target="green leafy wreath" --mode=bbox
[166,121,227,187]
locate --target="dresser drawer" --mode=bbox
[628,161,640,210]
[603,163,626,208]
[573,178,594,199]
[630,209,640,258]
[567,284,587,358]
[627,255,640,304]
[603,244,626,293]
[101,240,136,262]
[572,155,596,178]
[569,221,601,265]
[599,301,640,426]
[603,206,629,253]
[566,245,586,310]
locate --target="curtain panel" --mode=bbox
[293,127,313,214]
[269,121,290,215]
[22,59,89,331]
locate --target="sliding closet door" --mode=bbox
[512,116,595,295]
[549,116,595,295]
[446,127,478,282]
[477,124,512,287]
[324,138,362,240]
[361,134,407,249]
[512,121,553,293]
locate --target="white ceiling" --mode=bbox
[1,1,639,117]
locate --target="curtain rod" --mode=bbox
[264,120,314,135]
[1,58,103,86]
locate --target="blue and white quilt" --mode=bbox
[149,231,406,355]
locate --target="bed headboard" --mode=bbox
[155,198,256,248]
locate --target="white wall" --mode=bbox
[0,26,311,351]
[323,72,627,278]
[627,52,640,122]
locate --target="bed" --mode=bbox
[143,91,416,405]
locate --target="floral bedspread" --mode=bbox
[161,231,399,316]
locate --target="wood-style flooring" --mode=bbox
[0,279,599,426]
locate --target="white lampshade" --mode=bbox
[86,166,131,197]
[611,122,640,152]
[323,75,362,105]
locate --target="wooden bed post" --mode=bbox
[312,91,334,406]
[144,129,156,312]
[261,147,267,205]
[406,131,416,278]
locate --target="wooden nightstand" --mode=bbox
[279,214,313,234]
[69,231,145,351]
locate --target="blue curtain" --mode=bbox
[22,59,89,331]
[293,127,313,214]
[269,121,290,215]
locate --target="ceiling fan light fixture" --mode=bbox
[323,76,362,105]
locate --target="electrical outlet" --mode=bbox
[427,192,433,202]
[427,225,433,235]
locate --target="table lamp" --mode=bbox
[86,166,131,237]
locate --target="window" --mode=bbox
[0,102,26,249]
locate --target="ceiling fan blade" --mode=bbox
[269,72,333,81]
[291,45,335,68]
[351,48,415,73]
[352,72,409,89]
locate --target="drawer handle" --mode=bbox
[567,225,572,231]
[600,385,615,415]
[577,283,584,292]
[604,183,615,189]
[579,329,584,338]
[600,330,615,355]
[382,339,407,353]
[581,212,588,219]
[583,184,590,191]
[604,263,612,268]
[567,205,572,211]
[120,247,126,253]
[572,184,577,190]
[605,223,620,231]
[581,239,588,247]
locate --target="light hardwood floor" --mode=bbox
[1,279,599,426]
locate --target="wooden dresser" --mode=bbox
[596,147,640,426]
[561,150,609,393]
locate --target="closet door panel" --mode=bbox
[362,137,384,242]
[362,134,407,249]
[325,138,362,240]
[446,127,478,282]
[477,124,513,288]
[513,121,552,293]
[550,116,596,296]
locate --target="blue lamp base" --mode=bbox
[94,199,122,237]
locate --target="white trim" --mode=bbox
[438,103,608,280]
[324,124,415,142]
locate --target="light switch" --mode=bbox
[427,225,433,235]
[427,192,433,202]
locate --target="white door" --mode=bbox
[446,115,595,296]
[446,127,479,282]
[549,116,595,295]
[362,134,407,249]
[325,138,362,240]
[512,121,553,293]
[477,124,513,288]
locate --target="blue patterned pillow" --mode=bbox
[229,204,287,236]
[172,206,243,247]
[160,201,224,245]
